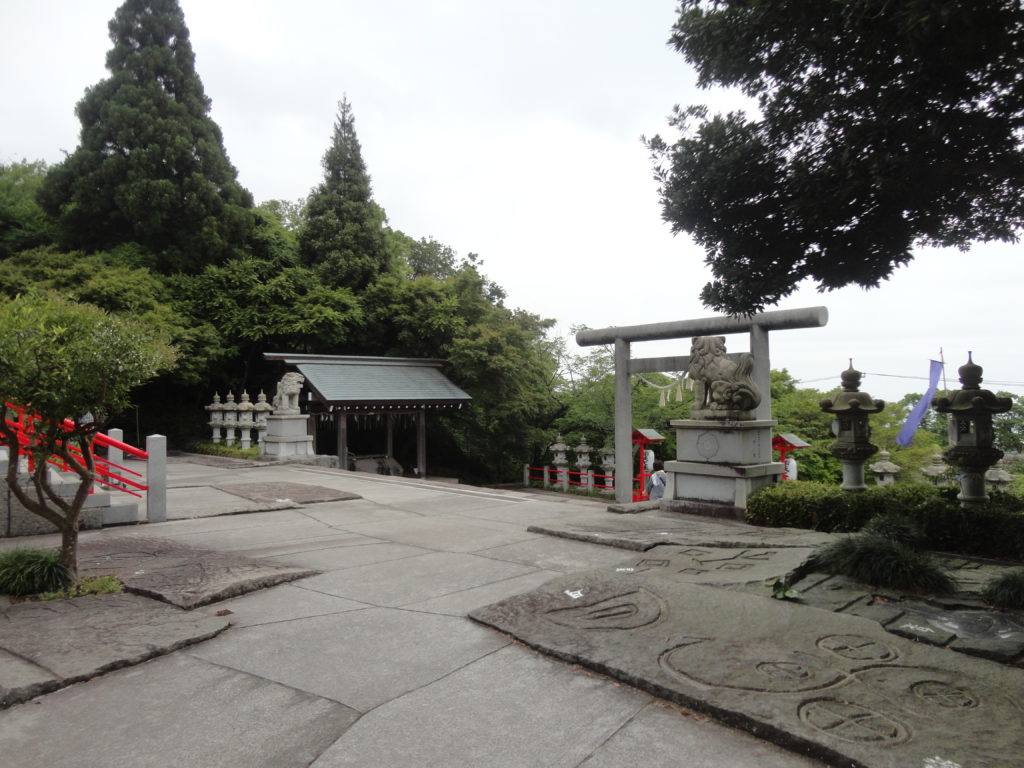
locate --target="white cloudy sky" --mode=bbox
[3,0,1023,402]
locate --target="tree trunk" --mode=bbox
[59,521,79,582]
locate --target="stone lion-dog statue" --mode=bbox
[687,336,761,418]
[272,372,305,414]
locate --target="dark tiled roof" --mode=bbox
[264,354,471,407]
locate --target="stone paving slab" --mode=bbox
[298,551,536,607]
[0,593,229,709]
[0,653,357,768]
[577,700,825,768]
[214,481,360,505]
[470,570,1024,768]
[164,486,300,519]
[307,643,652,768]
[191,606,509,712]
[78,536,318,609]
[611,544,817,585]
[528,512,836,551]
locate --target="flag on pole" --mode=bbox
[896,360,944,447]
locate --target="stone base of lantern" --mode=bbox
[662,419,783,519]
[262,414,314,459]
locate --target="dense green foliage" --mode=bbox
[0,548,72,596]
[0,160,52,259]
[299,98,390,290]
[649,1,1024,314]
[37,0,254,273]
[748,481,1024,561]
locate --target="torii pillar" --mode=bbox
[576,307,828,505]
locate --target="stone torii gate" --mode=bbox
[576,307,828,504]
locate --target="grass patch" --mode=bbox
[35,574,124,601]
[0,548,71,596]
[185,441,261,460]
[860,513,926,548]
[982,569,1024,610]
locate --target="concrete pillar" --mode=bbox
[107,428,124,467]
[614,338,632,503]
[145,434,167,523]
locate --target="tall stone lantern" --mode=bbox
[932,353,1012,506]
[820,362,885,491]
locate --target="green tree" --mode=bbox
[299,98,390,290]
[0,160,54,259]
[649,1,1024,314]
[38,0,254,273]
[0,293,176,578]
[993,392,1024,453]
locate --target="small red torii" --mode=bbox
[772,433,809,480]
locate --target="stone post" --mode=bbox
[575,437,592,491]
[205,393,224,444]
[523,463,530,487]
[237,391,254,450]
[146,434,167,523]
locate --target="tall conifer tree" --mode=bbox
[299,97,390,290]
[39,0,253,273]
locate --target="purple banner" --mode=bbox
[896,360,944,447]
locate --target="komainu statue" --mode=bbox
[272,372,305,414]
[687,336,761,419]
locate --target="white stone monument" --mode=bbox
[262,372,314,459]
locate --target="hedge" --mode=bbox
[746,482,1024,561]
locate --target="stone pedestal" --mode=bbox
[663,419,783,519]
[262,413,314,459]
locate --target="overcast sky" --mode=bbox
[4,0,1023,403]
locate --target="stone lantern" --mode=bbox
[932,353,1012,506]
[574,436,593,491]
[221,392,238,446]
[205,393,224,444]
[868,450,901,486]
[599,443,616,495]
[920,454,951,486]
[820,362,885,491]
[236,390,255,450]
[985,459,1013,492]
[253,390,274,445]
[549,435,569,491]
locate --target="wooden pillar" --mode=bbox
[386,413,394,457]
[417,409,427,478]
[335,411,348,470]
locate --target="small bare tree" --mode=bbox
[0,293,176,579]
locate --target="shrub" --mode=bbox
[860,513,925,548]
[748,481,1024,561]
[982,569,1024,610]
[801,535,957,594]
[0,548,72,596]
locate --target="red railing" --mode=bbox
[523,465,615,493]
[2,402,148,498]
